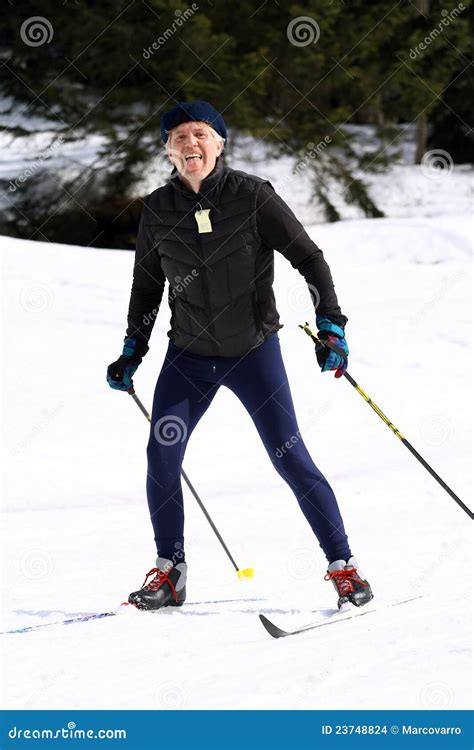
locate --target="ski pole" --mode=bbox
[299,323,473,520]
[127,387,254,578]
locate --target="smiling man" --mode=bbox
[107,100,373,613]
[167,118,224,191]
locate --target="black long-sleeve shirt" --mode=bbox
[125,195,166,356]
[125,178,347,355]
[255,182,347,328]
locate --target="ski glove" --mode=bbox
[315,316,349,379]
[107,338,142,391]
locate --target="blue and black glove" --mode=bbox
[315,316,349,379]
[107,338,142,391]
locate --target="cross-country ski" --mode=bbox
[259,596,423,639]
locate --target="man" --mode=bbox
[107,100,373,612]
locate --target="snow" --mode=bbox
[227,128,474,225]
[1,107,473,224]
[0,149,472,711]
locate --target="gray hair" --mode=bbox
[166,121,225,150]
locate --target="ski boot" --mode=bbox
[129,557,187,611]
[325,556,373,609]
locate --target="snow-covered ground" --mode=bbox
[1,179,472,710]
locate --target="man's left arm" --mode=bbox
[255,181,347,327]
[255,181,349,376]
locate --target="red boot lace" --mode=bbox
[324,566,368,596]
[140,567,178,602]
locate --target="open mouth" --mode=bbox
[184,154,203,162]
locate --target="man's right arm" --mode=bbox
[125,196,166,357]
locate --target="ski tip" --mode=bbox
[258,613,288,639]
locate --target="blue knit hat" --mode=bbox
[160,101,227,144]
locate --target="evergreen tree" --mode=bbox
[0,0,471,245]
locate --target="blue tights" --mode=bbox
[146,334,351,564]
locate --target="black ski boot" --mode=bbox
[324,556,373,609]
[129,557,187,611]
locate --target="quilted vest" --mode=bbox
[147,158,283,356]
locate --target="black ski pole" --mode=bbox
[300,322,473,520]
[127,387,254,577]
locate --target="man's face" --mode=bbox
[167,121,223,182]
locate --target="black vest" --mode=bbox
[147,158,283,357]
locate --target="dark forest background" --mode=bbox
[0,0,472,248]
